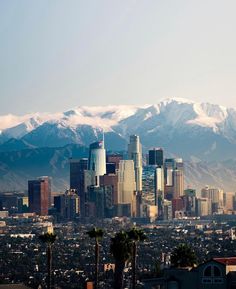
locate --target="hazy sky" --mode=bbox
[1,0,236,114]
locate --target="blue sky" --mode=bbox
[1,0,236,114]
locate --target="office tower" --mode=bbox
[39,176,52,208]
[196,198,209,216]
[172,198,184,218]
[54,195,66,219]
[128,135,142,192]
[28,177,51,215]
[65,189,80,220]
[201,186,224,214]
[154,166,165,219]
[88,185,113,218]
[149,148,163,166]
[100,174,118,204]
[163,200,172,220]
[89,141,106,186]
[164,158,184,200]
[165,159,175,187]
[70,158,88,217]
[54,190,79,220]
[70,158,88,191]
[173,169,184,198]
[183,189,196,216]
[117,160,136,217]
[224,192,236,211]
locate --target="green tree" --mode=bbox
[171,243,197,268]
[110,231,132,289]
[86,227,104,289]
[127,228,147,289]
[39,232,56,289]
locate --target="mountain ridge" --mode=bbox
[0,98,236,192]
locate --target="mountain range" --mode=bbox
[0,98,236,192]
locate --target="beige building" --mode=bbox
[117,160,136,217]
[128,135,142,192]
[201,186,224,210]
[196,197,209,216]
[224,191,235,211]
[173,169,184,198]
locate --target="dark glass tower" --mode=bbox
[148,148,163,166]
[70,158,88,217]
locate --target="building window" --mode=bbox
[202,265,223,284]
[204,266,211,277]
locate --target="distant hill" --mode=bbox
[0,144,88,192]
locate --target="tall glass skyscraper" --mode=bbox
[88,140,106,186]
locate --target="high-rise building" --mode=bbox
[70,158,88,217]
[88,185,113,218]
[88,141,106,186]
[224,192,236,211]
[149,148,163,166]
[128,135,142,192]
[70,158,88,191]
[201,186,224,214]
[100,174,118,204]
[28,177,51,215]
[117,160,136,217]
[183,189,196,216]
[173,169,184,198]
[196,198,209,216]
[164,158,184,200]
[163,200,172,220]
[172,198,184,218]
[54,189,79,220]
[154,166,165,219]
[39,176,52,208]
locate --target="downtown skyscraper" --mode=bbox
[28,176,51,216]
[128,135,142,192]
[88,140,106,186]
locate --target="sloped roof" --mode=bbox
[214,257,236,266]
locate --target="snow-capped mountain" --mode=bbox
[1,98,236,192]
[1,98,236,160]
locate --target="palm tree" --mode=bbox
[127,227,147,289]
[86,227,104,289]
[39,232,56,289]
[110,231,132,289]
[171,243,197,268]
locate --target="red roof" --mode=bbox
[214,257,236,265]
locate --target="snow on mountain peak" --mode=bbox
[186,102,228,130]
[159,97,195,106]
[0,98,235,141]
[59,105,146,131]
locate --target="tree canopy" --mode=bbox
[171,243,197,268]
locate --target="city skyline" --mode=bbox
[1,1,236,114]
